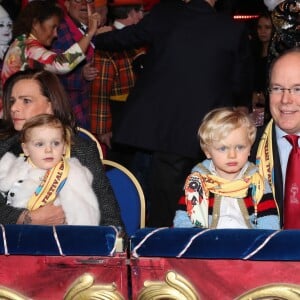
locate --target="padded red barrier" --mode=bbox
[0,254,128,299]
[131,257,300,299]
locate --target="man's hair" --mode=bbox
[108,5,142,20]
[198,107,257,153]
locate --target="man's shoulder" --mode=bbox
[256,125,267,140]
[250,124,269,162]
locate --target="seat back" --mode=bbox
[102,159,145,236]
[77,127,103,160]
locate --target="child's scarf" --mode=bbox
[185,163,264,227]
[256,119,275,198]
[27,146,71,211]
[186,164,264,202]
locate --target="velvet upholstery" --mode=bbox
[131,228,300,261]
[0,225,117,256]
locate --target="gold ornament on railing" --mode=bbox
[0,273,125,300]
[0,286,29,300]
[64,273,125,300]
[137,270,199,300]
[237,283,300,300]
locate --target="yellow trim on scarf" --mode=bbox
[27,143,71,211]
[192,171,264,204]
[256,120,275,197]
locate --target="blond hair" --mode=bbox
[198,107,257,153]
[21,114,71,146]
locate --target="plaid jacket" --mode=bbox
[52,17,94,129]
[90,47,142,137]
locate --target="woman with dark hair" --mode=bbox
[0,69,124,231]
[1,0,100,85]
[251,12,274,125]
[2,67,76,131]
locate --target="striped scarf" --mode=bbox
[256,120,275,198]
[185,162,265,228]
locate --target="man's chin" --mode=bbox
[278,121,300,134]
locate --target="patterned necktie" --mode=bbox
[284,135,300,229]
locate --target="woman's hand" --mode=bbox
[18,204,66,225]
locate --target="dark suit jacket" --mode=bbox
[94,0,253,159]
[0,133,124,229]
[251,123,284,227]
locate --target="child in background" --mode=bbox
[0,114,100,225]
[173,107,279,229]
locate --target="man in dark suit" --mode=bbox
[94,0,252,227]
[253,47,300,228]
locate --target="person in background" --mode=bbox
[0,114,100,225]
[173,107,279,230]
[263,0,300,64]
[90,0,144,165]
[251,12,274,126]
[0,69,124,232]
[0,5,12,63]
[0,5,12,117]
[253,47,300,229]
[1,0,100,89]
[1,0,22,21]
[52,0,101,130]
[93,0,253,227]
[89,0,111,153]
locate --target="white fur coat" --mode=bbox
[0,152,100,225]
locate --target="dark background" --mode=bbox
[0,0,268,47]
[216,0,268,14]
[0,0,269,20]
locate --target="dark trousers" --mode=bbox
[147,151,198,227]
